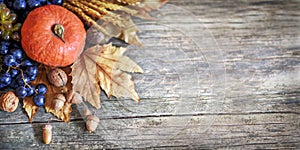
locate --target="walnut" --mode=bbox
[0,91,19,112]
[47,68,68,87]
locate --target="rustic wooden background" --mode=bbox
[1,0,300,149]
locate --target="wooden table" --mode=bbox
[1,0,300,149]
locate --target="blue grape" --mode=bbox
[35,83,47,94]
[10,48,23,60]
[39,0,47,4]
[0,73,12,86]
[0,42,8,55]
[0,41,9,55]
[0,41,10,46]
[26,85,35,96]
[3,55,17,67]
[9,68,19,78]
[26,65,38,76]
[15,86,27,98]
[9,79,19,89]
[29,74,37,81]
[48,0,63,5]
[27,0,42,9]
[20,59,33,67]
[33,93,45,106]
[16,73,30,86]
[13,0,27,10]
[0,83,6,89]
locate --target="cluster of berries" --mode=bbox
[0,41,47,106]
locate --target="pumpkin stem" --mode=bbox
[52,24,65,43]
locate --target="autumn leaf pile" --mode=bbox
[21,0,167,122]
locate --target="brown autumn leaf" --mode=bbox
[111,69,140,101]
[71,43,143,109]
[23,97,38,123]
[97,15,142,47]
[116,15,142,47]
[25,65,73,123]
[71,47,101,109]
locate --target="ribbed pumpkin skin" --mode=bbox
[21,5,86,67]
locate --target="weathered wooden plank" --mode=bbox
[0,0,300,149]
[0,113,299,149]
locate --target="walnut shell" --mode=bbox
[86,115,100,133]
[0,92,19,112]
[48,68,68,87]
[52,94,66,111]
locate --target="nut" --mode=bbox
[84,109,92,117]
[0,91,19,112]
[66,90,83,104]
[47,68,68,87]
[86,115,100,133]
[71,92,83,104]
[52,94,66,111]
[43,123,53,144]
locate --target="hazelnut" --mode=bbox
[52,94,66,111]
[0,91,19,112]
[86,115,100,133]
[48,68,68,87]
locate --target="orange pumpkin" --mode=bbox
[21,5,86,67]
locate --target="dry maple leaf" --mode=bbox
[71,43,143,109]
[94,15,142,47]
[23,65,73,123]
[23,97,38,123]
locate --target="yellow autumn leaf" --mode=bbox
[23,97,39,123]
[71,43,143,108]
[27,65,73,123]
[71,46,102,109]
[111,69,140,102]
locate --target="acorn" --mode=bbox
[84,109,92,117]
[66,90,83,104]
[42,123,53,144]
[86,115,100,133]
[52,94,66,111]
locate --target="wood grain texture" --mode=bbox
[1,0,300,149]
